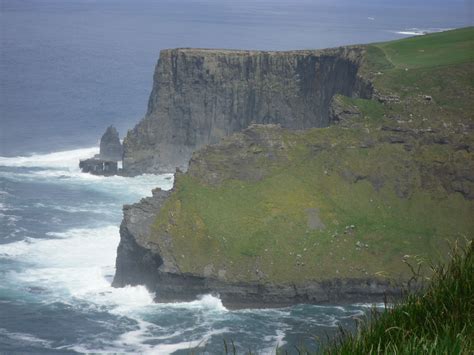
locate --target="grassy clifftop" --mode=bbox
[150,28,474,285]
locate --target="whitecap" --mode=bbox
[352,302,388,308]
[162,294,228,312]
[0,147,99,170]
[0,328,53,348]
[262,327,288,354]
[391,27,453,36]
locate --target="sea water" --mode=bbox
[0,0,468,353]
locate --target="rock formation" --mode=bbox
[122,47,373,175]
[79,126,123,175]
[100,125,123,161]
[113,29,474,308]
[79,159,118,176]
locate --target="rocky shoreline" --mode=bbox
[112,185,401,309]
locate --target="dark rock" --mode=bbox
[433,137,450,145]
[79,158,118,176]
[359,138,375,148]
[403,144,414,152]
[100,126,123,161]
[340,169,367,184]
[374,92,400,103]
[388,136,406,144]
[381,125,410,133]
[328,95,361,124]
[454,143,470,152]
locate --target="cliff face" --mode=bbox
[113,29,474,307]
[122,47,372,175]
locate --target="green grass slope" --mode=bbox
[324,240,473,354]
[151,28,474,285]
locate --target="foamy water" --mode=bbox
[391,27,454,36]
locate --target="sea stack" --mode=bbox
[100,125,123,161]
[79,126,123,175]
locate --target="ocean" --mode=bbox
[0,0,470,353]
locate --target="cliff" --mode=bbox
[122,47,373,175]
[113,28,474,308]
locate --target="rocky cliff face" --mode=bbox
[112,165,400,309]
[122,47,373,175]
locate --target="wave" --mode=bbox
[0,328,53,349]
[0,147,99,170]
[0,224,230,352]
[162,294,228,312]
[392,27,453,36]
[0,147,174,200]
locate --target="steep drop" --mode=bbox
[122,47,372,175]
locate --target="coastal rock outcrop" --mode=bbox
[122,47,373,175]
[100,125,123,161]
[79,159,118,176]
[79,126,123,175]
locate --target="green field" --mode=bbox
[151,28,474,284]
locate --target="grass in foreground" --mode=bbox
[322,239,473,355]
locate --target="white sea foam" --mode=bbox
[1,222,231,352]
[0,147,99,170]
[0,165,173,199]
[1,226,158,315]
[262,327,288,354]
[0,328,53,348]
[392,27,453,36]
[0,147,174,198]
[353,302,388,308]
[164,294,228,312]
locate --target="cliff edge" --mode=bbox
[113,28,474,308]
[122,47,373,175]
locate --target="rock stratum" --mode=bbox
[113,28,474,308]
[122,47,373,175]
